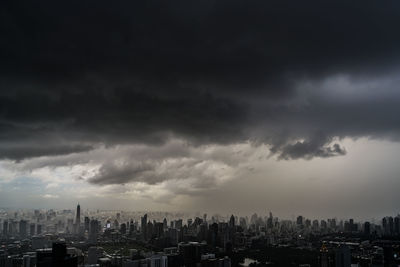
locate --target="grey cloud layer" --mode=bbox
[1,0,400,166]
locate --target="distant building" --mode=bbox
[19,220,27,239]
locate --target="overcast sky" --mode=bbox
[1,0,400,220]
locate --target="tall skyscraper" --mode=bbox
[89,219,99,243]
[30,223,35,236]
[229,215,235,228]
[37,224,42,235]
[394,217,400,235]
[335,246,351,267]
[84,216,90,231]
[364,221,370,236]
[297,216,303,226]
[76,203,81,225]
[2,220,8,237]
[19,220,27,239]
[141,214,148,240]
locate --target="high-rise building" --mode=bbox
[37,224,42,235]
[394,217,400,235]
[84,217,90,232]
[19,220,27,239]
[120,223,127,235]
[141,214,148,240]
[318,244,333,267]
[229,215,235,228]
[335,245,351,267]
[37,242,78,267]
[88,247,101,265]
[75,204,81,225]
[382,217,388,235]
[297,216,303,227]
[2,220,8,237]
[388,216,394,235]
[30,223,35,236]
[89,219,99,243]
[363,222,370,236]
[349,219,354,232]
[312,220,319,230]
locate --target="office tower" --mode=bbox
[321,220,327,230]
[329,218,337,229]
[88,247,101,264]
[297,216,303,226]
[147,221,154,240]
[141,214,148,240]
[364,222,370,236]
[89,219,99,243]
[19,220,27,239]
[179,242,206,267]
[335,246,351,267]
[75,203,81,225]
[120,223,127,235]
[37,242,78,267]
[318,244,333,267]
[349,219,354,232]
[395,217,400,235]
[9,221,15,236]
[382,217,388,235]
[22,254,30,267]
[129,219,135,236]
[267,212,273,229]
[155,222,164,238]
[30,223,35,236]
[388,216,394,235]
[2,221,8,237]
[312,220,319,230]
[175,219,183,229]
[163,218,167,229]
[150,255,168,267]
[229,215,235,228]
[37,224,42,235]
[84,217,90,232]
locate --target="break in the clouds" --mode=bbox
[1,0,400,210]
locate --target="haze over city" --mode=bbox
[2,0,400,220]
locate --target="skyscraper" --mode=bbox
[76,204,81,225]
[335,245,351,267]
[30,223,35,236]
[19,220,27,239]
[2,220,8,237]
[141,214,148,240]
[89,219,99,243]
[364,222,370,236]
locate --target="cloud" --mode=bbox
[0,140,262,201]
[1,0,400,189]
[42,194,59,199]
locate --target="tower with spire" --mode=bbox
[76,203,81,225]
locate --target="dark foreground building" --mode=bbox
[37,241,78,267]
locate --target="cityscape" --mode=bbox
[1,204,400,266]
[2,0,400,266]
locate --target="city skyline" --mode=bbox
[2,0,400,220]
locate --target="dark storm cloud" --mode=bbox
[0,143,93,161]
[1,0,400,162]
[275,135,347,160]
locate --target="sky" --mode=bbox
[1,0,400,220]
